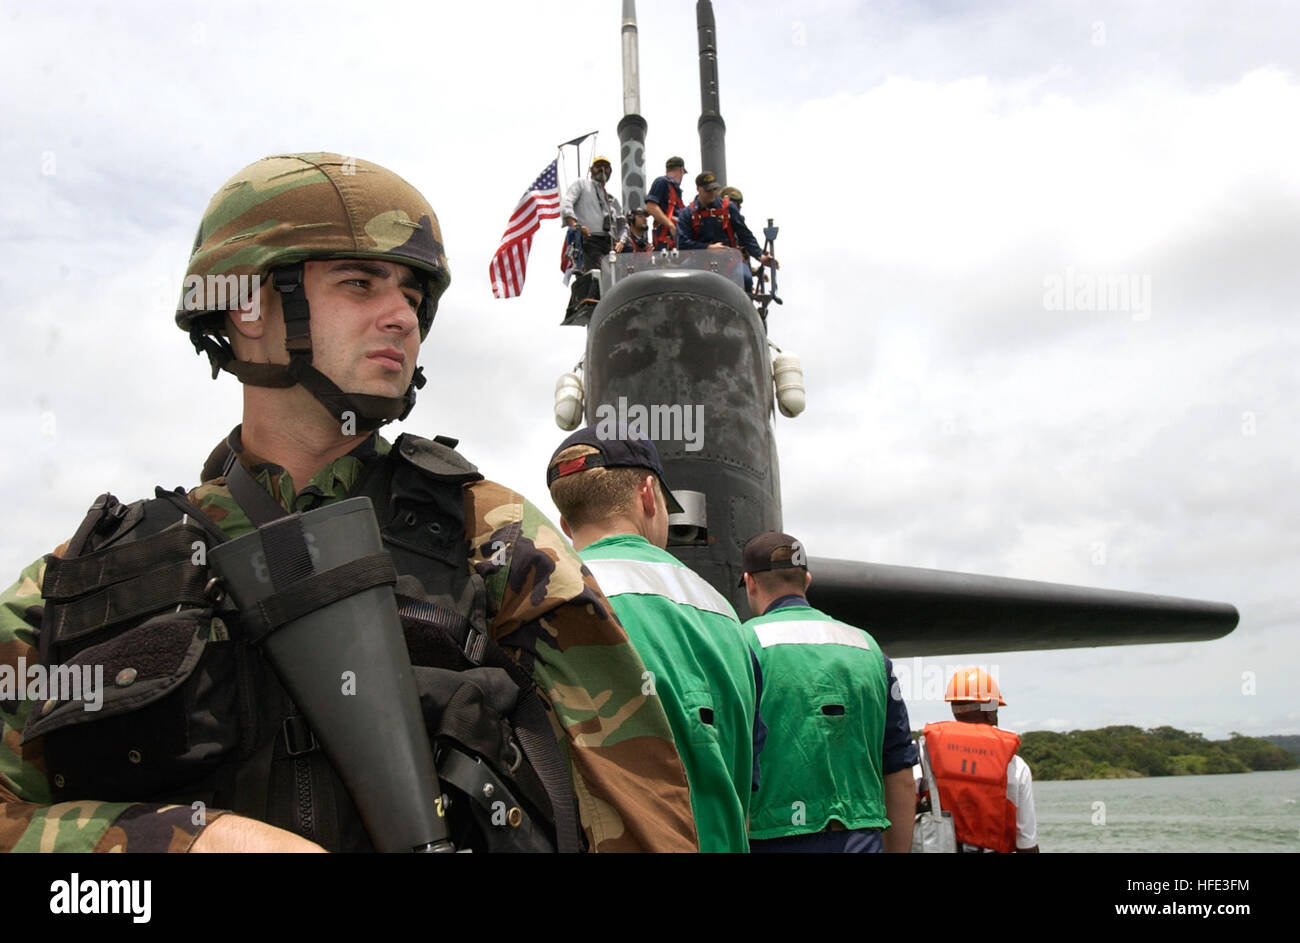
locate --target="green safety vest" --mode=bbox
[745,605,888,839]
[580,535,756,853]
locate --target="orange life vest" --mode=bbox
[923,721,1021,853]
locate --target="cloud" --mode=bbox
[0,0,1295,739]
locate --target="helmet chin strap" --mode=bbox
[190,264,425,429]
[285,358,424,428]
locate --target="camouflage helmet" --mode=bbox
[177,152,449,340]
[179,153,449,426]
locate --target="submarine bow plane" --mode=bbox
[551,0,1237,657]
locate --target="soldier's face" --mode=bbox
[262,259,423,399]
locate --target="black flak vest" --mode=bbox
[24,434,581,853]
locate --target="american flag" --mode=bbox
[489,159,561,299]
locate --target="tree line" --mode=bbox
[1014,726,1297,780]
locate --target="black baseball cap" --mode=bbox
[547,425,685,514]
[695,172,720,191]
[740,531,807,585]
[666,156,686,170]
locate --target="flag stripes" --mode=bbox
[489,159,561,299]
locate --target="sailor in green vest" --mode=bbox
[742,532,918,853]
[547,426,765,853]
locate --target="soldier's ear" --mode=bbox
[226,281,273,342]
[226,309,262,342]
[803,571,813,592]
[224,313,262,364]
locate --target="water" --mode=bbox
[1035,768,1300,852]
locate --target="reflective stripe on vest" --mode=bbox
[584,557,735,618]
[752,619,874,652]
[744,606,889,838]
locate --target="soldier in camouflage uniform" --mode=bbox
[0,153,698,852]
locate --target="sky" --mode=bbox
[1,0,1297,742]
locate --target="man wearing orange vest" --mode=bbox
[921,668,1039,853]
[646,156,688,250]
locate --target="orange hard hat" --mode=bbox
[945,667,1006,706]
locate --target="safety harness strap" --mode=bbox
[652,183,685,248]
[690,196,735,246]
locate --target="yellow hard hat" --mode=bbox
[591,155,612,169]
[945,667,1006,706]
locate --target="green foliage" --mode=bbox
[1262,735,1300,760]
[1016,726,1294,780]
[1224,733,1298,770]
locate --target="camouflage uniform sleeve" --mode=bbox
[465,481,698,852]
[0,555,227,852]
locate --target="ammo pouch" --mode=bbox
[395,589,568,854]
[23,607,238,800]
[413,666,556,853]
[26,491,240,802]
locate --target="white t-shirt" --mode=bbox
[1007,754,1037,849]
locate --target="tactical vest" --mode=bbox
[922,721,1021,853]
[24,434,580,853]
[689,197,736,247]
